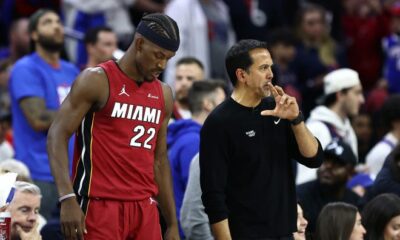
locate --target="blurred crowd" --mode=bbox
[1,0,400,239]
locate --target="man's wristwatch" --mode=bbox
[290,111,304,126]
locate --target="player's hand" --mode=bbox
[261,82,299,121]
[164,224,180,240]
[16,222,42,240]
[60,197,86,240]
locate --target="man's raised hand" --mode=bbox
[260,82,299,121]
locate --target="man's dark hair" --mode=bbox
[28,9,60,53]
[188,80,226,115]
[380,94,400,129]
[225,39,268,86]
[315,202,358,240]
[84,26,113,45]
[28,9,57,34]
[322,88,350,107]
[176,57,204,70]
[137,13,180,51]
[362,193,400,240]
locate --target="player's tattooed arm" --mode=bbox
[19,97,57,131]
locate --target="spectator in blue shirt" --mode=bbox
[9,9,79,220]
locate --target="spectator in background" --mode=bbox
[347,173,373,197]
[0,19,30,121]
[0,159,31,182]
[341,0,391,92]
[362,144,400,205]
[172,57,205,120]
[382,2,400,94]
[62,0,137,67]
[6,181,42,240]
[180,154,213,240]
[351,112,373,164]
[365,82,389,116]
[84,26,117,69]
[9,9,79,220]
[293,3,345,116]
[129,0,167,26]
[268,28,302,104]
[297,68,364,184]
[168,80,226,238]
[305,0,346,43]
[0,110,13,162]
[0,60,13,112]
[164,0,235,86]
[0,163,48,232]
[0,0,60,47]
[0,18,30,62]
[0,60,12,92]
[0,62,14,155]
[297,139,360,235]
[315,202,366,240]
[222,0,299,41]
[366,95,400,179]
[362,193,400,240]
[293,203,308,240]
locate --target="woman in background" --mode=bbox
[362,193,400,240]
[293,3,344,116]
[315,202,366,240]
[293,203,308,240]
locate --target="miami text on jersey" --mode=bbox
[111,102,162,124]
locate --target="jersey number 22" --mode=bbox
[130,125,156,149]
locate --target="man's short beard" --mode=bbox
[319,178,347,191]
[175,89,189,105]
[37,34,64,53]
[177,96,189,106]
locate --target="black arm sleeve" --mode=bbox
[199,115,229,224]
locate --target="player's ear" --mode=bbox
[203,99,213,112]
[135,37,144,52]
[236,68,247,85]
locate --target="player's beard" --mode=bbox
[37,34,64,53]
[176,88,189,105]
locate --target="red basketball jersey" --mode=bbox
[72,60,165,201]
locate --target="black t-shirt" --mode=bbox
[200,97,323,238]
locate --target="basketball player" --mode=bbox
[47,13,180,240]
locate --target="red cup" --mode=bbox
[0,212,11,240]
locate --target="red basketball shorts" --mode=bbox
[83,197,161,240]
